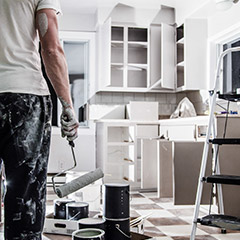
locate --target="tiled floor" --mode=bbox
[1,191,240,239]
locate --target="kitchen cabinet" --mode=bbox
[176,19,208,91]
[97,18,175,92]
[159,116,209,141]
[96,120,159,189]
[97,19,149,92]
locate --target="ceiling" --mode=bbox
[59,0,176,14]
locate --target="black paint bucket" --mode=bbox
[54,199,75,219]
[66,202,89,220]
[72,228,105,240]
[78,218,106,231]
[103,184,130,219]
[104,218,130,240]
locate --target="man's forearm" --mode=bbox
[41,46,72,107]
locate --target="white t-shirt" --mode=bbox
[0,0,61,96]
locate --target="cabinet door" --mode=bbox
[141,139,158,189]
[150,24,175,90]
[98,18,111,90]
[184,19,207,90]
[161,23,175,89]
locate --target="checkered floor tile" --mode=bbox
[1,191,240,239]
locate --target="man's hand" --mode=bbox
[60,106,79,142]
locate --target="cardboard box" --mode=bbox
[43,213,78,236]
[44,214,153,239]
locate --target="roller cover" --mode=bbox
[56,168,104,198]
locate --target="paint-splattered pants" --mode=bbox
[0,93,52,240]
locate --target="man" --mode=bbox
[0,0,79,239]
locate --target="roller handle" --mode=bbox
[62,115,75,148]
[69,140,75,148]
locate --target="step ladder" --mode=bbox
[190,46,240,240]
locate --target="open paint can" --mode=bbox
[66,202,89,220]
[103,183,130,219]
[78,218,105,231]
[72,228,105,240]
[104,218,130,240]
[54,199,75,219]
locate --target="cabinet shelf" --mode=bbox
[177,61,185,67]
[177,38,184,44]
[128,64,148,70]
[108,142,134,146]
[105,161,135,166]
[111,63,123,67]
[128,42,148,48]
[111,40,124,46]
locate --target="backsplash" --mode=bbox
[89,90,208,118]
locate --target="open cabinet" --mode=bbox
[96,121,139,188]
[97,14,175,92]
[97,18,149,92]
[176,19,208,91]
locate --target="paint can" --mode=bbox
[66,202,89,220]
[72,228,105,240]
[104,218,130,240]
[54,199,75,219]
[103,183,130,219]
[78,218,106,231]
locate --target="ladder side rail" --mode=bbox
[212,116,225,214]
[190,91,217,240]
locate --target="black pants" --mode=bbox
[0,93,52,240]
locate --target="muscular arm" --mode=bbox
[36,9,79,140]
[36,9,71,107]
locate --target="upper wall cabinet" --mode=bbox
[97,18,150,92]
[96,6,176,93]
[176,19,208,91]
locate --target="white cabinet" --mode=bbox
[96,120,159,189]
[176,19,208,91]
[159,116,209,141]
[97,19,175,92]
[96,121,139,188]
[98,20,149,92]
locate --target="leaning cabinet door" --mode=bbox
[141,139,158,189]
[150,23,175,90]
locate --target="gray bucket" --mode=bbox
[72,228,105,240]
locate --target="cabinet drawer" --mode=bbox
[136,125,159,138]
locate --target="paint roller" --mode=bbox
[52,141,104,198]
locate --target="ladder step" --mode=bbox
[209,138,240,145]
[203,175,240,185]
[198,214,240,230]
[218,93,240,102]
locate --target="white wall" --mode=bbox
[175,0,210,25]
[208,4,240,39]
[58,13,97,32]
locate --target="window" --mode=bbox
[63,41,89,126]
[222,38,240,94]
